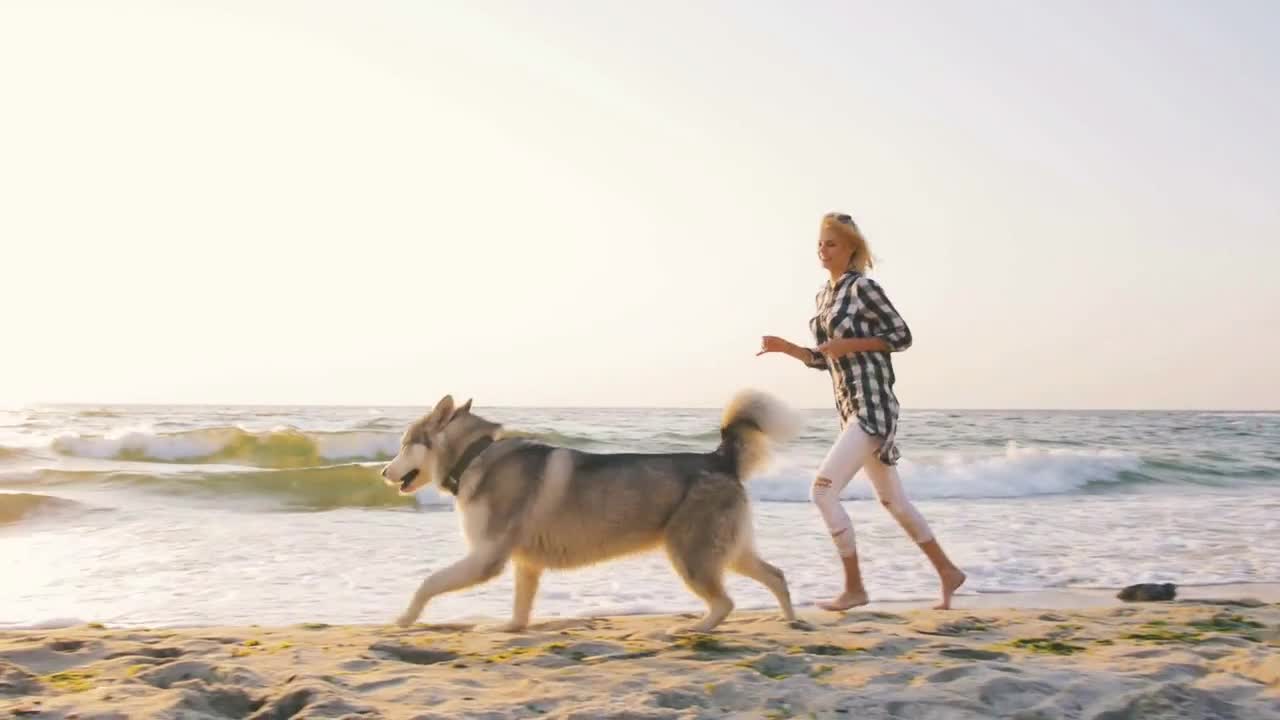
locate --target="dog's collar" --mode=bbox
[442,436,495,495]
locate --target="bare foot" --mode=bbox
[817,590,869,612]
[934,569,966,610]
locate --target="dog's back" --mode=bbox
[464,443,743,570]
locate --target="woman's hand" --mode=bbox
[756,335,797,356]
[760,334,830,368]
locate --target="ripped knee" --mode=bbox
[809,476,834,504]
[811,479,845,526]
[811,478,852,535]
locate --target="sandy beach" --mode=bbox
[2,589,1278,720]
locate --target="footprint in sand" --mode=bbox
[833,611,909,625]
[132,660,266,690]
[913,617,996,637]
[863,637,931,658]
[923,665,980,683]
[977,677,1059,715]
[46,640,88,653]
[0,661,41,695]
[170,685,262,719]
[745,653,813,680]
[105,645,184,660]
[939,647,1010,662]
[353,676,411,692]
[653,688,710,710]
[1141,663,1211,682]
[367,642,458,666]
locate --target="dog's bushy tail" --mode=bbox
[717,389,799,480]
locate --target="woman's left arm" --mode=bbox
[817,336,892,356]
[817,278,913,358]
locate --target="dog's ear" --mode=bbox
[455,398,473,416]
[426,395,455,427]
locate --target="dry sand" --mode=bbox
[2,595,1278,719]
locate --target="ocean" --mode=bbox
[2,404,1277,629]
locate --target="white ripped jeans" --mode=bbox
[811,424,934,556]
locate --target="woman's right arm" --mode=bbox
[758,336,828,369]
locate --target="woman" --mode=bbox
[757,212,966,611]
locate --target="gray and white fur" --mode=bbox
[381,389,799,634]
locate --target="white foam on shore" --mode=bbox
[753,444,1142,501]
[3,491,1277,629]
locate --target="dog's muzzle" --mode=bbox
[397,468,420,491]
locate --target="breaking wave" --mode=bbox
[752,445,1148,502]
[49,427,402,468]
[36,427,617,469]
[0,492,86,525]
[14,465,418,511]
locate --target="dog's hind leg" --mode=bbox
[666,552,733,635]
[731,550,795,622]
[493,560,542,632]
[663,492,743,634]
[395,544,509,628]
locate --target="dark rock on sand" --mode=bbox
[1117,583,1177,602]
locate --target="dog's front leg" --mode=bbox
[396,547,508,628]
[493,561,542,632]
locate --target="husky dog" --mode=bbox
[381,390,799,634]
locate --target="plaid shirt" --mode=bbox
[805,270,913,465]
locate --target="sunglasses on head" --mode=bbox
[828,213,858,228]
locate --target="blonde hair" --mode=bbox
[822,212,875,273]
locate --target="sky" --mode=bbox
[1,0,1277,410]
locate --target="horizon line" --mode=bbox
[8,401,1279,414]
